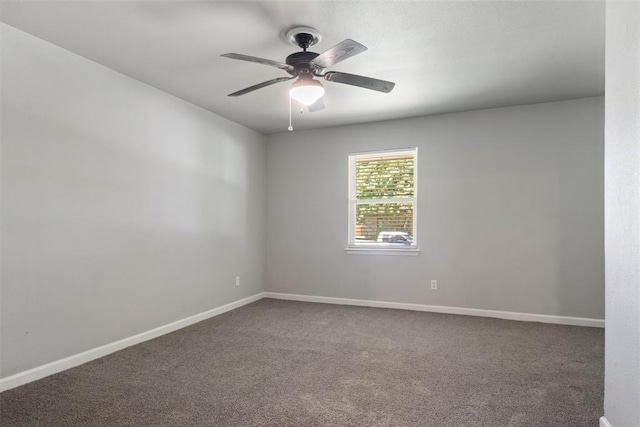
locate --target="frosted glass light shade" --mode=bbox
[290,79,325,106]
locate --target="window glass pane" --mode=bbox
[355,202,414,243]
[355,155,414,199]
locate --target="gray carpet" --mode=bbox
[0,298,603,426]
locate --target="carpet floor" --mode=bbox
[1,298,604,426]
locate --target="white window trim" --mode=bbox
[345,148,419,255]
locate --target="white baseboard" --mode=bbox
[0,292,266,393]
[264,292,605,328]
[600,416,613,427]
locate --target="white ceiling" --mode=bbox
[0,1,605,135]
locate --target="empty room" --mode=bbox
[1,1,638,426]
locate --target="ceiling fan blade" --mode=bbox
[324,71,395,93]
[308,98,325,112]
[221,53,294,72]
[228,76,295,97]
[310,39,367,69]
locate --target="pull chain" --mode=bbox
[288,96,293,131]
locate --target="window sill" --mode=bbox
[344,247,420,256]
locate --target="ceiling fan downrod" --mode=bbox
[294,32,314,52]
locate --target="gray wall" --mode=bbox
[266,97,604,319]
[0,24,266,377]
[604,1,640,426]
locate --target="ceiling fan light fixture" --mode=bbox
[289,78,325,106]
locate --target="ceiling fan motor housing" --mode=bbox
[285,51,321,75]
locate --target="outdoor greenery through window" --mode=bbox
[348,148,417,249]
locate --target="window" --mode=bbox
[347,148,418,254]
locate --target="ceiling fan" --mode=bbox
[221,27,395,112]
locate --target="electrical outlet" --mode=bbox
[235,276,240,286]
[430,280,438,290]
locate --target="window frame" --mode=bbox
[346,148,419,255]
